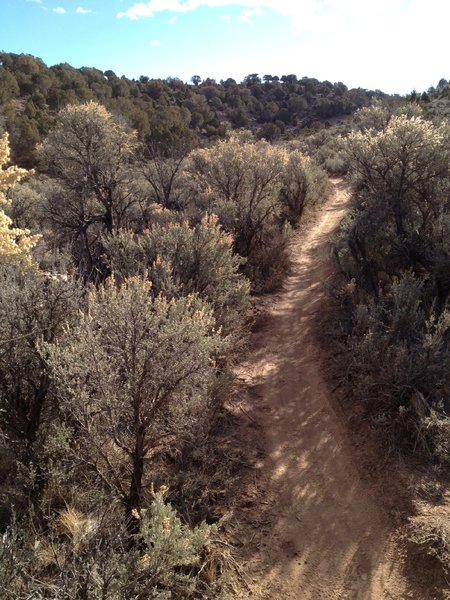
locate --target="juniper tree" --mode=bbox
[38,102,139,277]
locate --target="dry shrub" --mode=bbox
[184,133,328,292]
[334,273,449,455]
[332,109,450,458]
[244,223,291,293]
[409,519,450,576]
[424,412,450,465]
[0,491,233,599]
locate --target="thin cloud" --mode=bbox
[168,15,177,23]
[116,1,323,22]
[115,0,450,38]
[237,7,261,23]
[27,0,47,8]
[150,39,161,45]
[220,14,231,21]
[76,7,93,14]
[52,6,66,13]
[114,0,450,94]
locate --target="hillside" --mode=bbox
[0,51,389,167]
[0,78,448,598]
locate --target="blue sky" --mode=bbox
[1,0,448,93]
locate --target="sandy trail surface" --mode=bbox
[232,180,421,599]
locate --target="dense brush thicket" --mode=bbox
[0,97,328,597]
[0,51,387,168]
[333,104,450,461]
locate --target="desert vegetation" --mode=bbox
[329,104,450,582]
[333,105,449,460]
[0,87,328,596]
[1,47,449,595]
[0,52,385,168]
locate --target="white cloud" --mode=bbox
[76,7,93,14]
[115,0,449,36]
[286,0,450,92]
[117,0,328,23]
[115,0,450,92]
[53,6,66,13]
[117,2,153,19]
[150,39,161,45]
[168,15,177,23]
[237,7,261,23]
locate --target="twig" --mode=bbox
[239,404,257,424]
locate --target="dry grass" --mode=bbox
[56,506,97,550]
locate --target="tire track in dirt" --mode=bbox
[232,180,419,599]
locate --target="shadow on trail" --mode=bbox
[228,184,427,599]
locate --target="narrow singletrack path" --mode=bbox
[233,180,416,599]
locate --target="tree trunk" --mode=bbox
[348,234,379,298]
[104,203,114,235]
[125,425,145,539]
[79,228,93,283]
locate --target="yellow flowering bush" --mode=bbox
[0,133,39,263]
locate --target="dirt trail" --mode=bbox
[232,180,417,599]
